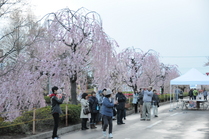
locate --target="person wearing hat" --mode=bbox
[101,89,118,138]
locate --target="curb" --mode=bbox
[23,109,135,139]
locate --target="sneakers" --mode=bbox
[109,133,113,138]
[103,131,107,137]
[53,137,60,139]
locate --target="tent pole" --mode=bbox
[173,86,175,110]
[176,85,179,109]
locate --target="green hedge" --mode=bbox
[158,92,189,102]
[44,96,51,104]
[0,104,81,135]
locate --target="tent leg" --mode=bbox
[176,85,179,109]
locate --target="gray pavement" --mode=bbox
[23,100,209,139]
[59,101,209,139]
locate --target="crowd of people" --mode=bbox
[78,86,160,138]
[48,85,209,139]
[188,88,208,101]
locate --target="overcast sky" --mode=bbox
[30,0,209,75]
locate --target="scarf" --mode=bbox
[49,93,56,98]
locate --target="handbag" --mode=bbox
[83,106,91,115]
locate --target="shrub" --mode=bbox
[60,104,81,124]
[0,104,81,135]
[44,96,51,104]
[183,92,189,97]
[158,93,174,102]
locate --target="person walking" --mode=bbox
[152,89,160,117]
[203,88,208,101]
[115,87,126,125]
[80,93,91,130]
[89,91,99,129]
[50,86,66,139]
[132,90,139,113]
[101,89,118,138]
[141,86,153,121]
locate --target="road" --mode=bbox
[60,102,209,139]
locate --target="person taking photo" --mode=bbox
[50,86,66,139]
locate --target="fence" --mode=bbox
[0,104,71,134]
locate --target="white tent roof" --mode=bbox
[170,68,209,85]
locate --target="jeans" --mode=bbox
[52,113,59,138]
[152,105,158,116]
[102,115,112,134]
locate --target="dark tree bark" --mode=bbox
[70,73,77,105]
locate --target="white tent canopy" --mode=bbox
[169,68,209,111]
[170,68,209,85]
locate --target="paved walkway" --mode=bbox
[23,100,172,139]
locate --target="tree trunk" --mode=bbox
[161,86,164,94]
[70,73,77,105]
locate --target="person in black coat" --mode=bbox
[189,89,194,100]
[151,89,160,117]
[115,88,126,125]
[50,86,65,139]
[89,91,99,129]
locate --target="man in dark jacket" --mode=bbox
[50,86,65,139]
[89,91,99,129]
[115,88,126,125]
[189,89,193,100]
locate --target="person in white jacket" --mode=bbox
[132,90,139,113]
[80,93,91,130]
